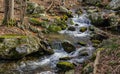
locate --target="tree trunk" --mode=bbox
[20,0,27,24]
[3,0,14,25]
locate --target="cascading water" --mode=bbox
[17,14,95,74]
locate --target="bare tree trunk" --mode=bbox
[3,0,14,25]
[20,0,27,24]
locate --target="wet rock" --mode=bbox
[80,51,89,56]
[57,62,75,71]
[59,56,71,60]
[79,27,87,32]
[107,0,120,10]
[40,40,54,55]
[67,26,76,31]
[0,35,41,59]
[89,26,95,31]
[62,41,76,53]
[77,41,86,46]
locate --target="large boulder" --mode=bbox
[88,13,110,27]
[27,2,38,14]
[62,40,76,53]
[0,35,41,59]
[107,0,120,10]
[27,2,45,14]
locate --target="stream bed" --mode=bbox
[15,14,95,74]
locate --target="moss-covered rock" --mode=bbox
[80,27,87,32]
[57,62,75,71]
[62,40,76,53]
[0,34,41,59]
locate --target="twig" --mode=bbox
[46,0,54,12]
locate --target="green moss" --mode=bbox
[57,62,75,71]
[54,17,67,30]
[29,18,41,26]
[80,27,87,32]
[59,56,71,60]
[91,40,101,44]
[77,41,86,46]
[2,19,16,26]
[47,25,62,33]
[0,34,27,39]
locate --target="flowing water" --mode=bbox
[16,14,95,74]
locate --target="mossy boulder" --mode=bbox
[0,34,41,59]
[57,62,75,71]
[107,0,120,10]
[62,40,76,53]
[80,27,87,32]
